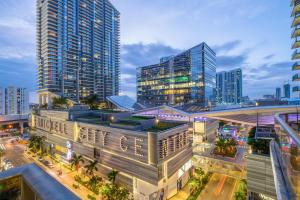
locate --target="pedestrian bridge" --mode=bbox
[135,105,300,125]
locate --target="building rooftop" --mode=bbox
[0,163,80,200]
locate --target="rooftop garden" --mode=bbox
[126,116,154,121]
[146,121,183,132]
[111,120,141,126]
[213,138,238,157]
[247,127,270,156]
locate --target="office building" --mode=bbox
[37,0,120,104]
[0,163,79,200]
[284,83,291,98]
[137,42,216,109]
[275,87,281,100]
[216,68,242,104]
[291,1,300,97]
[0,86,29,115]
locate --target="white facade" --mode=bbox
[1,86,29,115]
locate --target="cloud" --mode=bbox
[120,42,181,99]
[263,54,275,60]
[213,40,241,54]
[244,61,293,97]
[217,54,247,71]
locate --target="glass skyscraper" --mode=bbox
[216,68,242,105]
[37,0,120,103]
[137,42,216,109]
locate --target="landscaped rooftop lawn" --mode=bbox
[127,116,155,121]
[146,121,183,132]
[111,120,141,126]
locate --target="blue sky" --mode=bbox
[0,0,292,102]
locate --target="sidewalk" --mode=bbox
[169,184,190,200]
[24,152,100,200]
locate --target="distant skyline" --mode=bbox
[0,0,292,102]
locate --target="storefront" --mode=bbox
[48,141,73,164]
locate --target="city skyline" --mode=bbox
[0,0,292,101]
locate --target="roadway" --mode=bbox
[0,137,32,167]
[0,135,101,199]
[198,173,237,200]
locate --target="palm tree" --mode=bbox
[29,135,45,154]
[84,160,98,177]
[194,167,205,179]
[52,97,68,109]
[0,149,5,170]
[81,94,99,110]
[88,175,102,194]
[188,177,201,195]
[107,169,119,185]
[70,153,85,173]
[215,138,226,155]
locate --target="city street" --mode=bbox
[1,137,31,167]
[0,136,100,200]
[198,173,237,200]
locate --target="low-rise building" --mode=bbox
[0,163,80,200]
[30,106,193,199]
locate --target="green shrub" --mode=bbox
[87,194,96,200]
[72,184,79,189]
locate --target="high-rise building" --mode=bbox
[0,87,4,115]
[1,86,29,115]
[275,87,281,100]
[37,0,120,104]
[284,83,291,98]
[291,1,300,97]
[137,42,216,108]
[216,68,243,104]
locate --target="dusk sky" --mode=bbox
[0,0,292,102]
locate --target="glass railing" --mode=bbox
[293,86,300,92]
[292,62,300,70]
[273,113,300,199]
[292,74,300,81]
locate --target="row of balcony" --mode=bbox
[291,1,300,16]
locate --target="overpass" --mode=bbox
[0,114,29,133]
[135,105,300,125]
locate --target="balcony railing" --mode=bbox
[292,62,300,70]
[291,3,300,16]
[291,27,300,38]
[273,113,300,199]
[292,49,300,60]
[292,39,300,49]
[292,15,300,27]
[292,74,300,81]
[293,86,300,92]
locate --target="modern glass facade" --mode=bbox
[216,68,243,104]
[291,0,300,96]
[37,0,120,102]
[137,42,216,108]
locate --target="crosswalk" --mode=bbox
[0,143,6,151]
